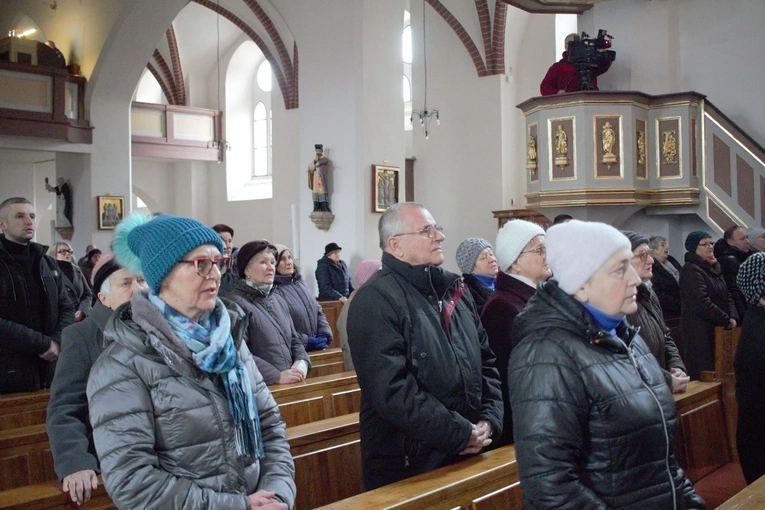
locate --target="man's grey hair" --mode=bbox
[648,236,666,251]
[378,202,425,250]
[0,197,31,221]
[100,274,112,297]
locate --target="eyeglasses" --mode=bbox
[698,241,714,247]
[633,250,652,263]
[393,224,444,239]
[520,246,546,257]
[178,256,230,277]
[57,249,73,255]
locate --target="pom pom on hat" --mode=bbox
[546,220,631,295]
[456,238,492,275]
[113,213,224,293]
[737,252,765,305]
[355,259,382,286]
[685,231,711,253]
[495,220,545,272]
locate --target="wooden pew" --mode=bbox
[715,326,740,379]
[307,348,346,378]
[269,371,360,428]
[0,390,49,431]
[317,444,521,510]
[717,472,765,509]
[318,300,344,349]
[0,423,54,491]
[673,380,731,482]
[0,477,113,510]
[288,412,363,509]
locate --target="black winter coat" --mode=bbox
[480,272,536,448]
[46,301,111,481]
[227,281,311,385]
[348,252,503,490]
[274,273,333,346]
[58,261,93,316]
[734,304,765,484]
[627,282,686,388]
[462,273,493,315]
[509,279,705,510]
[679,252,737,379]
[315,256,353,301]
[651,254,683,318]
[0,237,75,393]
[714,239,750,321]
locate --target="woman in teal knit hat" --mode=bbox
[86,213,296,510]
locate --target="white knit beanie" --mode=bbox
[495,220,545,272]
[546,220,631,294]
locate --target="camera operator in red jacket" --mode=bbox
[540,33,613,96]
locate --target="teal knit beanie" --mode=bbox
[113,214,224,293]
[685,230,711,253]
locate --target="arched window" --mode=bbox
[253,102,269,177]
[257,60,272,92]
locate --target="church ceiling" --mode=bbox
[501,0,608,14]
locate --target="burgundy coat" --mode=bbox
[540,51,612,96]
[480,271,536,447]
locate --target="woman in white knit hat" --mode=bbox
[507,220,705,510]
[481,219,550,448]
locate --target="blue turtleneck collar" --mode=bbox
[473,273,496,291]
[580,302,625,335]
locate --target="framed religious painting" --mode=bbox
[373,165,399,213]
[97,195,125,230]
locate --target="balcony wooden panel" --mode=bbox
[131,101,220,161]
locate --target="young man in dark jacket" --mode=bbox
[714,225,751,321]
[348,202,503,490]
[0,197,74,393]
[46,256,148,506]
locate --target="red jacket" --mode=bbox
[540,51,612,96]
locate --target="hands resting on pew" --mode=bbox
[459,420,493,455]
[670,367,690,394]
[62,468,98,506]
[248,489,288,509]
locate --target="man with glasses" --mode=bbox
[714,225,752,321]
[0,197,74,393]
[348,202,503,490]
[622,231,689,393]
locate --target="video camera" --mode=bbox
[567,29,615,91]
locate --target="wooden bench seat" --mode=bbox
[317,444,520,510]
[0,424,54,491]
[0,390,49,431]
[717,472,765,509]
[0,477,113,510]
[270,371,360,428]
[307,347,346,378]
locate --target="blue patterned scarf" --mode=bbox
[148,292,264,460]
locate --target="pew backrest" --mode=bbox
[270,371,360,427]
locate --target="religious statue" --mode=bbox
[525,134,537,176]
[554,124,570,169]
[307,144,331,213]
[637,130,646,165]
[45,177,73,228]
[601,121,617,170]
[662,130,677,164]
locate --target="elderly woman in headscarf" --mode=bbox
[734,253,765,484]
[87,214,296,510]
[508,220,705,509]
[49,241,92,322]
[622,231,688,393]
[481,220,551,448]
[456,238,498,314]
[273,244,332,351]
[228,240,311,385]
[679,230,738,379]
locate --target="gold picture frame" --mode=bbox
[97,195,124,230]
[373,165,399,213]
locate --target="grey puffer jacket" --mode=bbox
[228,280,311,385]
[87,290,296,510]
[274,273,333,345]
[509,279,705,510]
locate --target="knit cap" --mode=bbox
[546,220,631,294]
[685,231,711,253]
[91,255,122,304]
[113,214,224,293]
[355,259,382,286]
[620,231,650,252]
[273,244,290,263]
[237,240,277,279]
[456,238,492,274]
[737,252,765,305]
[495,220,545,272]
[748,228,765,248]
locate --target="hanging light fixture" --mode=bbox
[208,0,231,158]
[410,0,440,140]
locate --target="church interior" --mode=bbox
[0,0,764,508]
